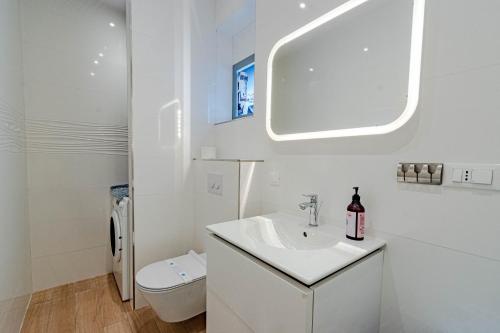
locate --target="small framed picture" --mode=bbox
[232,54,255,120]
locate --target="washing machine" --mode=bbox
[110,186,130,301]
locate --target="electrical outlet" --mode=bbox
[462,169,472,183]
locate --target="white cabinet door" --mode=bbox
[207,234,313,333]
[312,251,384,333]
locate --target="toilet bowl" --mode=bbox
[136,250,206,323]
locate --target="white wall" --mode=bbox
[212,0,256,124]
[21,0,128,291]
[213,0,500,331]
[193,160,264,253]
[194,161,239,252]
[130,0,215,308]
[0,0,32,331]
[216,0,255,29]
[190,0,218,152]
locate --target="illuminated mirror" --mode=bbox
[266,0,426,141]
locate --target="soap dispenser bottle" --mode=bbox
[346,187,365,241]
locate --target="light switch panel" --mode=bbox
[471,168,493,185]
[452,168,463,183]
[397,163,443,185]
[443,163,499,191]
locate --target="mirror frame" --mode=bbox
[265,0,426,141]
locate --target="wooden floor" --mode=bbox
[21,274,206,333]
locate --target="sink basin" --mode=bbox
[241,215,337,250]
[207,212,385,285]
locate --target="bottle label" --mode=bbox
[346,211,365,239]
[358,212,365,238]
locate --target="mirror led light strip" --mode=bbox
[265,0,426,141]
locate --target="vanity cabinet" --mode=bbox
[206,234,383,333]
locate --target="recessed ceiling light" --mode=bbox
[98,53,104,57]
[93,60,99,65]
[90,72,95,76]
[299,3,307,9]
[309,67,314,72]
[109,22,115,27]
[363,47,369,52]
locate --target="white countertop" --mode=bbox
[207,212,386,285]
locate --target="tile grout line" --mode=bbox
[31,244,108,260]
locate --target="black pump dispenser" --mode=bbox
[352,187,360,202]
[346,187,365,241]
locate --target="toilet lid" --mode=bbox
[136,251,206,291]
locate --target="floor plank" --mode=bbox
[47,294,76,333]
[75,289,103,333]
[104,320,133,333]
[98,277,128,326]
[155,318,189,333]
[126,307,160,333]
[21,301,51,333]
[30,283,73,305]
[185,314,206,333]
[73,278,96,294]
[22,274,206,333]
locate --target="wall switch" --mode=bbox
[397,164,405,182]
[471,168,493,185]
[452,168,463,183]
[443,163,499,191]
[405,164,418,183]
[207,173,223,196]
[397,163,443,185]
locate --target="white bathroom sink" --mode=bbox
[207,212,385,285]
[241,215,337,250]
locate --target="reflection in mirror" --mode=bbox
[211,0,256,125]
[266,0,426,141]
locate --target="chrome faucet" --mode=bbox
[299,194,320,227]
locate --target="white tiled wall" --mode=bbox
[130,0,203,308]
[130,0,217,308]
[20,0,128,291]
[239,161,265,219]
[216,0,254,27]
[212,0,500,331]
[193,160,265,253]
[0,0,32,331]
[193,161,240,252]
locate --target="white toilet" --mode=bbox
[136,250,207,323]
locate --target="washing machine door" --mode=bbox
[110,209,122,263]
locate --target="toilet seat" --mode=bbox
[136,251,206,293]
